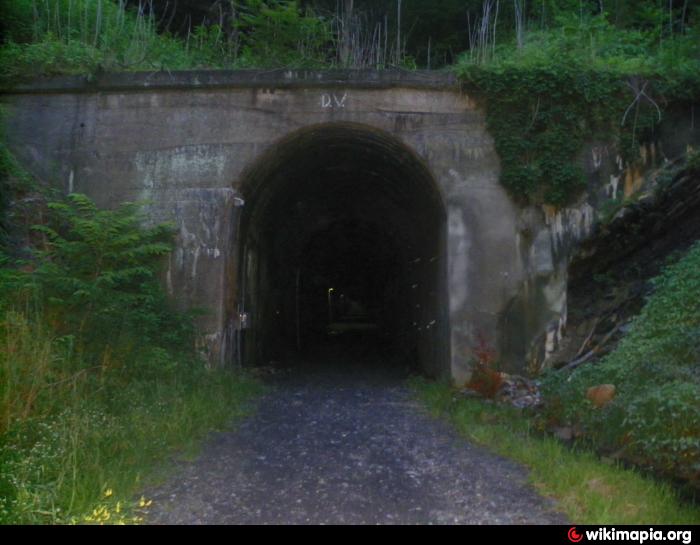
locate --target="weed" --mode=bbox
[412,378,700,524]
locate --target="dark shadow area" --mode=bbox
[235,123,449,377]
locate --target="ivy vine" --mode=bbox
[458,63,697,207]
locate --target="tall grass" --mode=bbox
[0,305,263,524]
[0,0,338,81]
[0,0,205,78]
[0,190,263,524]
[0,311,56,434]
[413,379,700,524]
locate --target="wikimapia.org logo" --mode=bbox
[569,528,584,543]
[568,527,693,544]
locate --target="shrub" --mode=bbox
[624,382,700,479]
[0,132,36,250]
[0,0,205,80]
[541,241,700,486]
[25,194,190,361]
[456,13,700,206]
[0,192,193,430]
[0,0,335,82]
[0,189,263,524]
[466,335,503,398]
[235,0,332,68]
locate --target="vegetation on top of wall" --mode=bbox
[0,0,193,78]
[2,3,698,207]
[234,0,332,68]
[3,2,698,198]
[0,0,336,81]
[456,11,700,206]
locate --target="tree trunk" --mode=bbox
[340,0,354,67]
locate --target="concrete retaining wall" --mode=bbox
[1,69,609,382]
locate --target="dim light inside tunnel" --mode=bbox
[234,122,450,376]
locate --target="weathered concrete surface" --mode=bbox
[0,69,606,380]
[7,69,459,94]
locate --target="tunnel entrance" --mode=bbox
[234,123,449,376]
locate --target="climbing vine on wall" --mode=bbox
[458,62,700,207]
[460,64,627,206]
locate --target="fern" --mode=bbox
[3,193,191,365]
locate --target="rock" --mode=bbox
[552,426,573,441]
[586,384,616,408]
[495,374,543,409]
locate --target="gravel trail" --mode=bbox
[147,365,566,525]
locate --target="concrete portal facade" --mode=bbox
[2,70,585,383]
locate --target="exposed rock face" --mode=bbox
[548,163,700,370]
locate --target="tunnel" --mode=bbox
[233,123,449,376]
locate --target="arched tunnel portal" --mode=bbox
[234,123,450,376]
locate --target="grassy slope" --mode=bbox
[541,236,700,488]
[413,379,700,524]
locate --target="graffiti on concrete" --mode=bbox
[321,92,348,109]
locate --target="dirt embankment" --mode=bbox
[551,163,700,369]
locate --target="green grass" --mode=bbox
[0,0,333,83]
[0,189,266,524]
[412,378,700,525]
[540,240,700,487]
[0,313,264,525]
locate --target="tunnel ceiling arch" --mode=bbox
[241,123,446,238]
[237,122,450,376]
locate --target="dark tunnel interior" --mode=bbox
[235,123,449,376]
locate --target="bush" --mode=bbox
[0,0,204,80]
[0,37,103,79]
[456,13,700,206]
[235,0,331,68]
[624,382,700,477]
[0,191,192,431]
[541,241,700,486]
[0,133,35,250]
[22,194,191,362]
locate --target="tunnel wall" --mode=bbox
[1,70,593,382]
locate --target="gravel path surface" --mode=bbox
[146,365,566,525]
